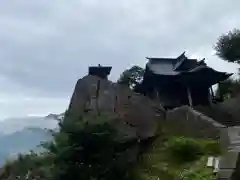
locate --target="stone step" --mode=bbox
[217,169,234,180]
[219,151,239,169]
[217,150,240,180]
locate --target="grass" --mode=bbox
[134,136,221,180]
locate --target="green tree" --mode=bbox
[45,113,138,180]
[117,65,144,89]
[215,29,240,63]
[216,79,240,100]
[214,29,240,98]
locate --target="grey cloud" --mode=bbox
[0,93,68,119]
[0,0,239,97]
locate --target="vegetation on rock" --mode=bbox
[0,111,221,180]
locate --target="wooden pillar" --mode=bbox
[187,87,193,107]
[210,86,214,97]
[156,89,159,100]
[209,86,214,105]
[218,82,224,101]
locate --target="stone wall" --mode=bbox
[219,96,240,125]
[164,106,226,139]
[195,105,237,127]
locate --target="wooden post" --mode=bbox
[218,82,224,101]
[187,87,193,107]
[209,86,214,105]
[156,88,159,100]
[210,86,214,97]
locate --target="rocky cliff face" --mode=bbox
[67,75,230,140]
[67,75,165,139]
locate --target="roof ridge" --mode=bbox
[146,57,177,60]
[173,52,187,71]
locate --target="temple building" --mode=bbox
[136,52,232,109]
[88,64,112,79]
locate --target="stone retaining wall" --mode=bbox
[165,106,225,139]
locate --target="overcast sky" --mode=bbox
[0,0,239,119]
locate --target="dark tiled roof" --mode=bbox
[146,55,228,76]
[145,54,232,85]
[147,52,199,72]
[146,58,200,76]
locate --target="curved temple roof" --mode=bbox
[145,53,232,85]
[180,65,233,85]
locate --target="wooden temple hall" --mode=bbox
[136,52,233,109]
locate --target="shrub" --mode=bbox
[166,137,204,163]
[46,114,138,180]
[165,137,221,165]
[202,140,222,156]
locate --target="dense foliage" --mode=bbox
[117,65,145,89]
[216,78,240,100]
[45,113,139,180]
[215,29,240,63]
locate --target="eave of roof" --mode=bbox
[146,57,177,62]
[146,63,232,81]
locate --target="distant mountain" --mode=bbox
[0,114,60,166]
[0,127,52,166]
[45,113,64,120]
[0,115,59,134]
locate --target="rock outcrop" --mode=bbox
[67,75,165,140]
[67,75,240,179]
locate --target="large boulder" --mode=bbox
[67,75,165,140]
[65,75,166,168]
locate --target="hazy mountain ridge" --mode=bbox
[0,114,61,134]
[45,113,64,120]
[0,114,61,166]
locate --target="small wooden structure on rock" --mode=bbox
[88,64,112,79]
